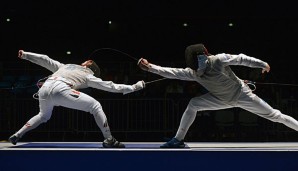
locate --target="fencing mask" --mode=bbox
[185,43,209,70]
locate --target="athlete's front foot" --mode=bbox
[102,137,125,148]
[160,137,185,148]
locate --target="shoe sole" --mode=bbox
[160,145,185,148]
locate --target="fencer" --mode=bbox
[9,50,145,148]
[138,43,298,148]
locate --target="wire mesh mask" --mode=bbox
[88,61,101,77]
[185,43,209,70]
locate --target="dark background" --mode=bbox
[1,0,298,142]
[1,0,298,66]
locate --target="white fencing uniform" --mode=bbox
[146,53,298,140]
[15,51,144,140]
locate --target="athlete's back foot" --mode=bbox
[8,134,20,145]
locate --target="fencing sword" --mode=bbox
[145,78,167,85]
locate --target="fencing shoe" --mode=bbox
[102,137,125,148]
[160,137,185,148]
[8,134,20,145]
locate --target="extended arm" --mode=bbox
[219,53,270,73]
[86,75,145,95]
[18,50,64,73]
[138,58,196,81]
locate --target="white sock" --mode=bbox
[175,106,197,141]
[93,110,112,139]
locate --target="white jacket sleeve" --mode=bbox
[86,75,144,95]
[21,51,64,73]
[218,53,268,69]
[148,64,196,81]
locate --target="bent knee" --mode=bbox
[186,98,199,113]
[39,114,51,123]
[89,102,103,115]
[188,98,198,108]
